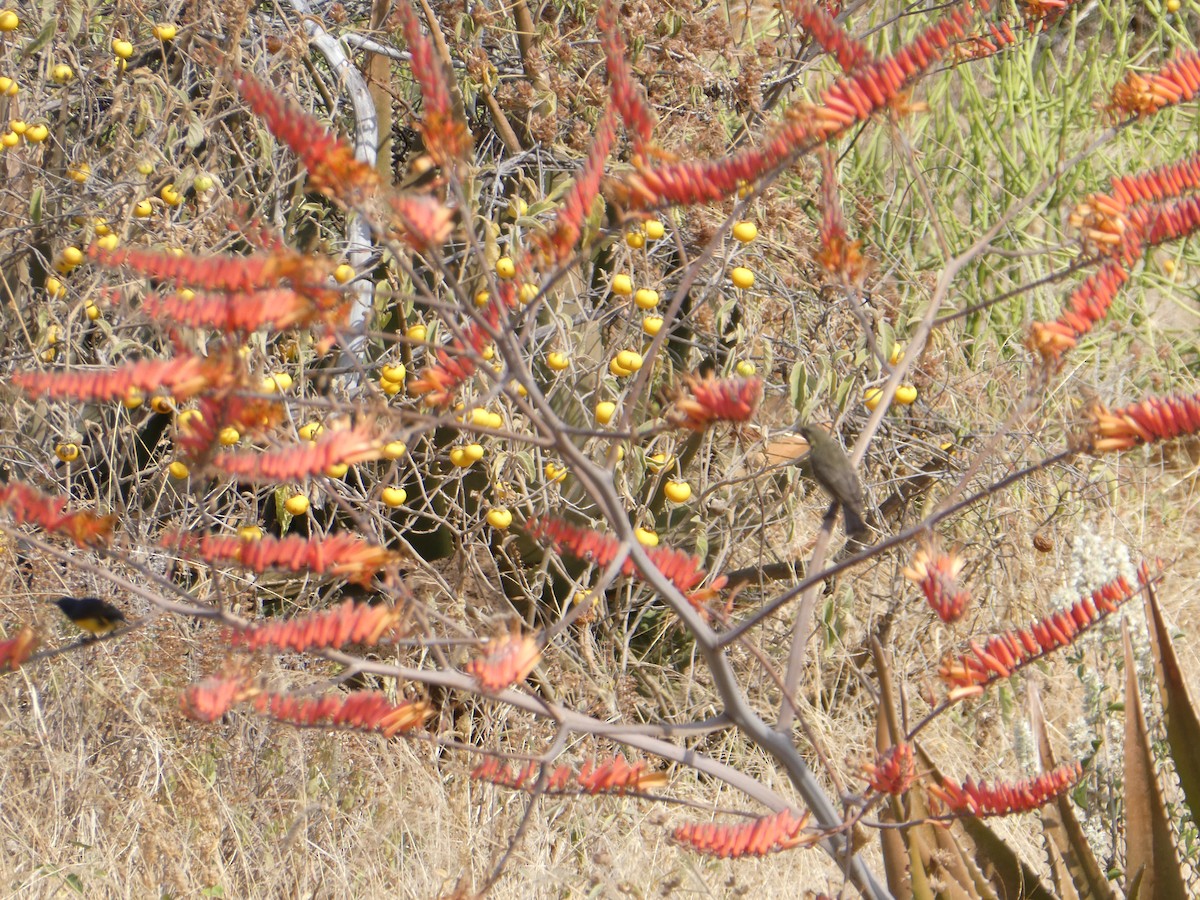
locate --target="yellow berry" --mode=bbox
[545,462,567,483]
[730,267,755,289]
[381,363,406,384]
[39,347,55,362]
[218,426,240,446]
[0,77,12,93]
[481,345,494,362]
[382,440,407,459]
[168,460,189,479]
[122,388,144,409]
[635,527,658,547]
[55,442,80,462]
[406,323,427,342]
[333,263,355,284]
[732,221,758,243]
[66,161,90,183]
[324,462,349,478]
[24,123,48,143]
[45,276,65,298]
[1,131,17,148]
[634,288,659,310]
[160,184,182,206]
[474,290,490,307]
[84,301,100,321]
[237,525,263,541]
[96,234,119,251]
[615,350,643,372]
[381,376,402,395]
[625,230,645,249]
[1166,0,1180,9]
[735,360,756,377]
[486,507,513,530]
[51,64,73,84]
[92,218,111,235]
[112,38,134,59]
[177,409,204,431]
[642,316,663,337]
[644,219,665,240]
[664,480,692,503]
[0,10,18,31]
[133,199,153,217]
[284,495,310,516]
[192,173,214,193]
[595,401,616,425]
[889,343,904,366]
[261,372,292,392]
[611,274,634,296]
[518,282,538,304]
[463,442,485,463]
[609,357,632,377]
[9,119,25,134]
[449,447,470,467]
[61,246,84,268]
[149,395,174,414]
[895,384,918,406]
[863,387,885,411]
[506,196,527,219]
[381,486,407,507]
[153,22,177,40]
[299,422,324,440]
[45,325,60,346]
[547,351,570,371]
[2,79,14,95]
[495,256,515,279]
[136,159,154,175]
[646,452,673,473]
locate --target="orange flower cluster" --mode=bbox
[91,243,327,293]
[232,68,380,203]
[814,149,865,285]
[206,425,382,481]
[672,808,812,858]
[903,546,970,623]
[952,20,1019,62]
[0,627,38,672]
[181,674,255,722]
[539,104,617,263]
[524,516,728,607]
[597,0,656,151]
[928,760,1082,817]
[471,754,668,795]
[141,287,348,334]
[465,632,542,692]
[783,0,872,73]
[673,375,763,431]
[174,394,283,460]
[863,743,916,795]
[0,483,115,547]
[223,600,406,652]
[1109,149,1200,210]
[167,531,399,585]
[938,562,1151,693]
[254,690,430,739]
[389,1,471,167]
[1088,389,1200,453]
[616,0,983,208]
[1109,49,1200,119]
[382,192,456,251]
[11,350,236,404]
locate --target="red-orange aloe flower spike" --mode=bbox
[863,743,916,795]
[1110,149,1200,208]
[0,483,115,547]
[167,531,400,586]
[223,599,406,652]
[254,690,430,738]
[928,760,1083,817]
[672,375,763,431]
[576,755,669,795]
[91,243,315,293]
[1088,389,1200,453]
[903,545,970,624]
[231,67,380,205]
[471,758,578,792]
[1108,49,1200,120]
[952,19,1020,63]
[207,425,383,482]
[390,1,471,167]
[181,674,254,722]
[11,351,237,405]
[382,192,456,251]
[814,148,865,285]
[938,562,1153,693]
[782,0,873,73]
[539,103,618,263]
[1027,258,1133,361]
[0,627,38,672]
[596,0,656,152]
[142,288,345,334]
[466,632,543,692]
[672,808,813,858]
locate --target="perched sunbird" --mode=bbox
[54,596,126,637]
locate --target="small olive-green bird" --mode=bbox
[798,424,868,539]
[54,596,126,637]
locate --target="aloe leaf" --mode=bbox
[1121,620,1188,899]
